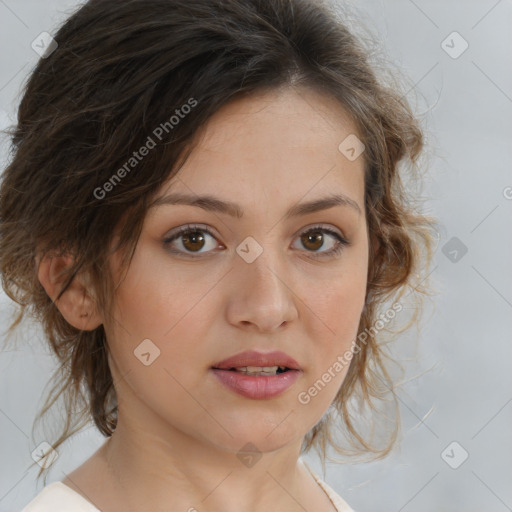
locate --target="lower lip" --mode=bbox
[211,369,301,399]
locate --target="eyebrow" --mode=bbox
[149,192,362,219]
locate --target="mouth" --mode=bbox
[213,365,292,376]
[211,350,302,372]
[210,350,302,399]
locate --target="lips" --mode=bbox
[211,350,303,399]
[211,350,302,371]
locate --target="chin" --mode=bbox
[209,411,305,454]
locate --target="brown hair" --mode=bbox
[0,0,437,483]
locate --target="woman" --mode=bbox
[0,0,436,510]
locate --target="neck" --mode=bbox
[98,408,318,512]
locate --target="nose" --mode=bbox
[226,248,299,333]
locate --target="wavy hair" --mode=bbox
[0,0,437,483]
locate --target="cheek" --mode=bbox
[108,283,211,373]
[109,242,217,341]
[294,267,366,414]
[306,267,367,348]
[104,288,211,415]
[307,231,368,344]
[105,261,222,402]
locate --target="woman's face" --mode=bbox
[105,86,369,456]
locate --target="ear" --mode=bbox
[36,253,103,331]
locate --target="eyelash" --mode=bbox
[163,223,350,259]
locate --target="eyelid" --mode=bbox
[293,223,350,258]
[163,222,346,242]
[163,223,219,241]
[163,223,222,254]
[163,222,350,258]
[295,223,346,241]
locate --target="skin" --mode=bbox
[38,85,370,512]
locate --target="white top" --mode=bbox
[20,481,101,512]
[21,462,355,512]
[302,460,356,512]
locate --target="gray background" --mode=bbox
[1,1,511,511]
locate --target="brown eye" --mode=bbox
[164,225,220,256]
[163,224,349,259]
[181,230,206,252]
[301,231,324,251]
[292,226,349,258]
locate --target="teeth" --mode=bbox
[233,365,287,375]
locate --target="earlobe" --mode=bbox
[37,253,103,331]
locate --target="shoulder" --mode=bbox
[21,482,101,512]
[313,475,358,512]
[301,459,357,512]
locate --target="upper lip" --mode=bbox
[212,350,302,370]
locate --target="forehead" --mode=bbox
[157,86,365,214]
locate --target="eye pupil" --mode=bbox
[302,231,323,251]
[183,231,205,251]
[166,225,345,259]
